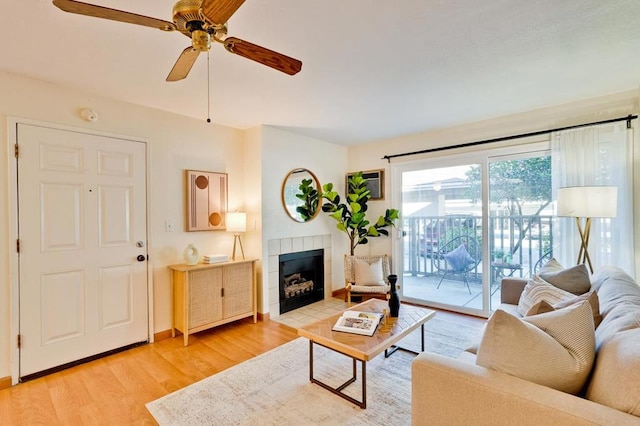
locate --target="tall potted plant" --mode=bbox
[321,172,400,255]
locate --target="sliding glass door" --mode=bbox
[399,161,486,314]
[487,154,553,310]
[394,145,551,316]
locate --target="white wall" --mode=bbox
[0,70,245,378]
[258,126,348,312]
[242,126,264,309]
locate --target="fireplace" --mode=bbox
[279,249,324,314]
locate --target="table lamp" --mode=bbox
[227,212,246,261]
[557,186,617,273]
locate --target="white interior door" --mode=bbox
[17,124,149,378]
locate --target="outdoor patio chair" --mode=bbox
[344,254,391,305]
[435,235,482,294]
[533,249,554,274]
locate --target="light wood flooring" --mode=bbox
[0,305,485,425]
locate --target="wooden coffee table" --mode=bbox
[297,299,436,408]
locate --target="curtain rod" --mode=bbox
[382,114,637,163]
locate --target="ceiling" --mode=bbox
[3,1,640,145]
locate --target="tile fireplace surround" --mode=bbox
[267,234,332,318]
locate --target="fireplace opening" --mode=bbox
[279,249,324,314]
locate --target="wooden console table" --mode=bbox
[168,259,257,346]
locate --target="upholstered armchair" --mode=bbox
[343,254,391,305]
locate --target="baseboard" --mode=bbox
[154,313,269,341]
[0,376,11,390]
[154,329,173,342]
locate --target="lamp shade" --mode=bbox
[557,186,618,218]
[226,212,246,232]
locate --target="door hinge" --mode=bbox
[221,288,225,298]
[16,239,20,253]
[14,144,18,158]
[17,335,21,349]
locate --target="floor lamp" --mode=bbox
[557,186,617,274]
[227,212,246,261]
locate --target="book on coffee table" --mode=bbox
[332,311,383,336]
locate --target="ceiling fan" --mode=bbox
[52,0,303,81]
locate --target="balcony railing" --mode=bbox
[403,214,554,280]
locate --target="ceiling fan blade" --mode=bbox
[166,47,201,82]
[224,37,302,75]
[52,0,177,32]
[200,0,246,25]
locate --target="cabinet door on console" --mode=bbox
[189,268,224,328]
[223,263,253,318]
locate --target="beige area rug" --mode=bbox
[146,317,479,426]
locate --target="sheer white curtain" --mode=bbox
[551,122,635,277]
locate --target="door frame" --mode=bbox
[390,140,550,318]
[391,153,491,318]
[7,117,154,385]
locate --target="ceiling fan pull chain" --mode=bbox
[206,49,211,123]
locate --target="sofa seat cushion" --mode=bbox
[476,301,595,395]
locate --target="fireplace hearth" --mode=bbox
[279,249,324,314]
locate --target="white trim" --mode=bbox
[7,116,152,383]
[145,140,155,342]
[7,119,19,385]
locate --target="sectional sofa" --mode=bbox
[411,265,640,425]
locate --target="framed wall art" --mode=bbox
[346,169,384,200]
[186,170,228,231]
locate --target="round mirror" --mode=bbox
[281,168,321,222]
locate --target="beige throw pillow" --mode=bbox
[525,290,602,328]
[477,301,595,395]
[539,263,591,295]
[537,258,564,274]
[554,290,603,328]
[525,300,555,316]
[517,275,575,316]
[354,258,385,286]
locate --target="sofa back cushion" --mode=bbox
[585,266,640,416]
[586,329,640,416]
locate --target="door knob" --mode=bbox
[137,254,146,262]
